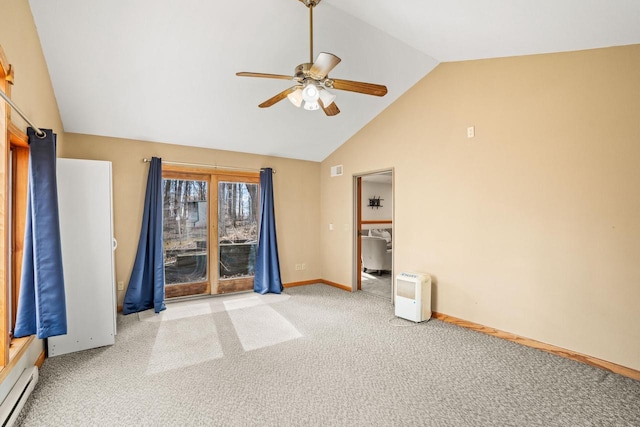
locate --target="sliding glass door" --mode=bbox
[162,169,259,298]
[216,180,259,294]
[162,173,210,298]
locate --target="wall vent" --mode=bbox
[330,165,343,177]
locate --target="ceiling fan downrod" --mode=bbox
[299,0,322,64]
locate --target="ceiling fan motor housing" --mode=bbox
[294,62,334,89]
[294,63,313,82]
[299,0,322,7]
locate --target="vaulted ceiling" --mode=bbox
[28,0,640,161]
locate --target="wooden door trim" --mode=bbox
[361,220,392,225]
[0,45,30,369]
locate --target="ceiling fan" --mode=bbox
[236,0,388,116]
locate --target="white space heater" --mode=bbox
[394,272,431,322]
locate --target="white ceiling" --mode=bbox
[28,0,640,162]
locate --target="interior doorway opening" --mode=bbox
[354,170,393,300]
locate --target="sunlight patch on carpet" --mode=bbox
[139,293,293,322]
[138,302,212,322]
[225,302,302,351]
[222,295,263,311]
[146,314,223,374]
[213,293,292,313]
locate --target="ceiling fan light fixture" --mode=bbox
[303,100,320,110]
[301,82,321,110]
[287,88,303,107]
[318,87,336,107]
[302,83,320,103]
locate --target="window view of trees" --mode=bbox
[218,182,259,279]
[161,176,260,293]
[163,179,208,285]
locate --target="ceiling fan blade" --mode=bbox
[258,86,300,108]
[331,79,388,97]
[236,72,293,80]
[309,52,341,80]
[319,99,340,116]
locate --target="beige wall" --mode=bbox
[320,45,640,370]
[0,0,63,401]
[361,180,392,223]
[0,0,64,139]
[59,134,321,306]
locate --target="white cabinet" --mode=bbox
[48,158,116,356]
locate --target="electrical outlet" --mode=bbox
[467,126,475,138]
[117,281,124,291]
[301,263,306,270]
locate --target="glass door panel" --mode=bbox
[217,181,259,293]
[163,178,209,298]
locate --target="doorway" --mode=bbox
[354,170,393,300]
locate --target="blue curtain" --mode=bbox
[14,128,67,339]
[254,168,282,294]
[123,157,166,314]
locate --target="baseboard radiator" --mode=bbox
[0,366,38,427]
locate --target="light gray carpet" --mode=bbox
[361,270,392,299]
[16,285,640,426]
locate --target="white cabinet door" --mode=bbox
[48,158,116,356]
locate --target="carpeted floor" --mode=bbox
[17,284,640,426]
[361,270,392,299]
